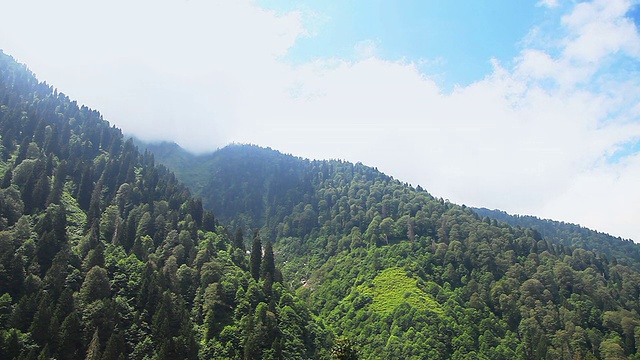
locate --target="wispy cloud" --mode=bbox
[536,0,560,9]
[1,0,639,240]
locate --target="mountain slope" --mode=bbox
[135,141,318,234]
[474,207,640,269]
[143,140,639,267]
[0,50,325,360]
[4,46,639,359]
[144,141,640,359]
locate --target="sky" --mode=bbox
[1,0,640,241]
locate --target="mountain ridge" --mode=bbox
[5,49,640,359]
[137,138,634,244]
[473,207,640,269]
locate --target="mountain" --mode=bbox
[142,141,640,359]
[5,48,640,359]
[0,50,324,360]
[134,140,318,234]
[473,207,640,270]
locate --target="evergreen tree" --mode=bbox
[100,330,125,360]
[234,226,245,250]
[47,160,66,206]
[57,310,84,360]
[85,329,101,360]
[261,240,275,281]
[86,175,103,229]
[14,137,30,166]
[80,266,110,303]
[76,165,94,211]
[31,169,50,212]
[250,230,262,282]
[202,211,216,232]
[1,167,12,189]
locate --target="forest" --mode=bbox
[0,51,326,360]
[3,49,640,359]
[146,142,640,359]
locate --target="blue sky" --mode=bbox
[259,0,563,88]
[1,0,640,241]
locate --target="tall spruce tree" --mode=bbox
[234,226,245,251]
[260,240,275,281]
[249,230,262,282]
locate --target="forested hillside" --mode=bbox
[473,207,640,269]
[136,141,315,234]
[146,143,640,359]
[5,47,640,359]
[0,50,326,360]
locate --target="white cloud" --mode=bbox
[561,0,640,64]
[0,0,304,150]
[536,0,560,9]
[1,0,640,240]
[354,39,379,59]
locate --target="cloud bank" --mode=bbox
[1,0,639,240]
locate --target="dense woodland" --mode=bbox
[0,51,326,360]
[473,208,640,270]
[3,49,640,359]
[146,142,640,359]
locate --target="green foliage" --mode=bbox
[474,207,640,269]
[0,50,319,359]
[7,47,640,359]
[250,231,262,282]
[80,266,110,303]
[331,337,359,360]
[146,142,640,359]
[261,240,275,281]
[357,267,442,315]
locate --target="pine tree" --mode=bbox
[85,329,101,360]
[76,165,94,211]
[250,230,262,282]
[100,330,124,360]
[202,211,216,232]
[234,227,245,250]
[86,175,103,229]
[31,169,50,212]
[47,160,66,206]
[28,292,53,346]
[80,266,110,303]
[14,137,29,166]
[190,198,203,228]
[1,167,12,189]
[261,240,275,281]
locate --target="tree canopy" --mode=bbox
[4,48,640,359]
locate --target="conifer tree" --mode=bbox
[1,167,12,189]
[250,230,262,282]
[47,160,66,206]
[80,266,110,303]
[14,137,29,166]
[202,211,216,232]
[101,330,125,360]
[86,175,103,229]
[261,240,275,281]
[30,171,50,210]
[85,329,101,360]
[76,165,94,211]
[234,226,245,251]
[58,310,83,360]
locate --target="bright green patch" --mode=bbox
[61,190,86,241]
[357,267,443,315]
